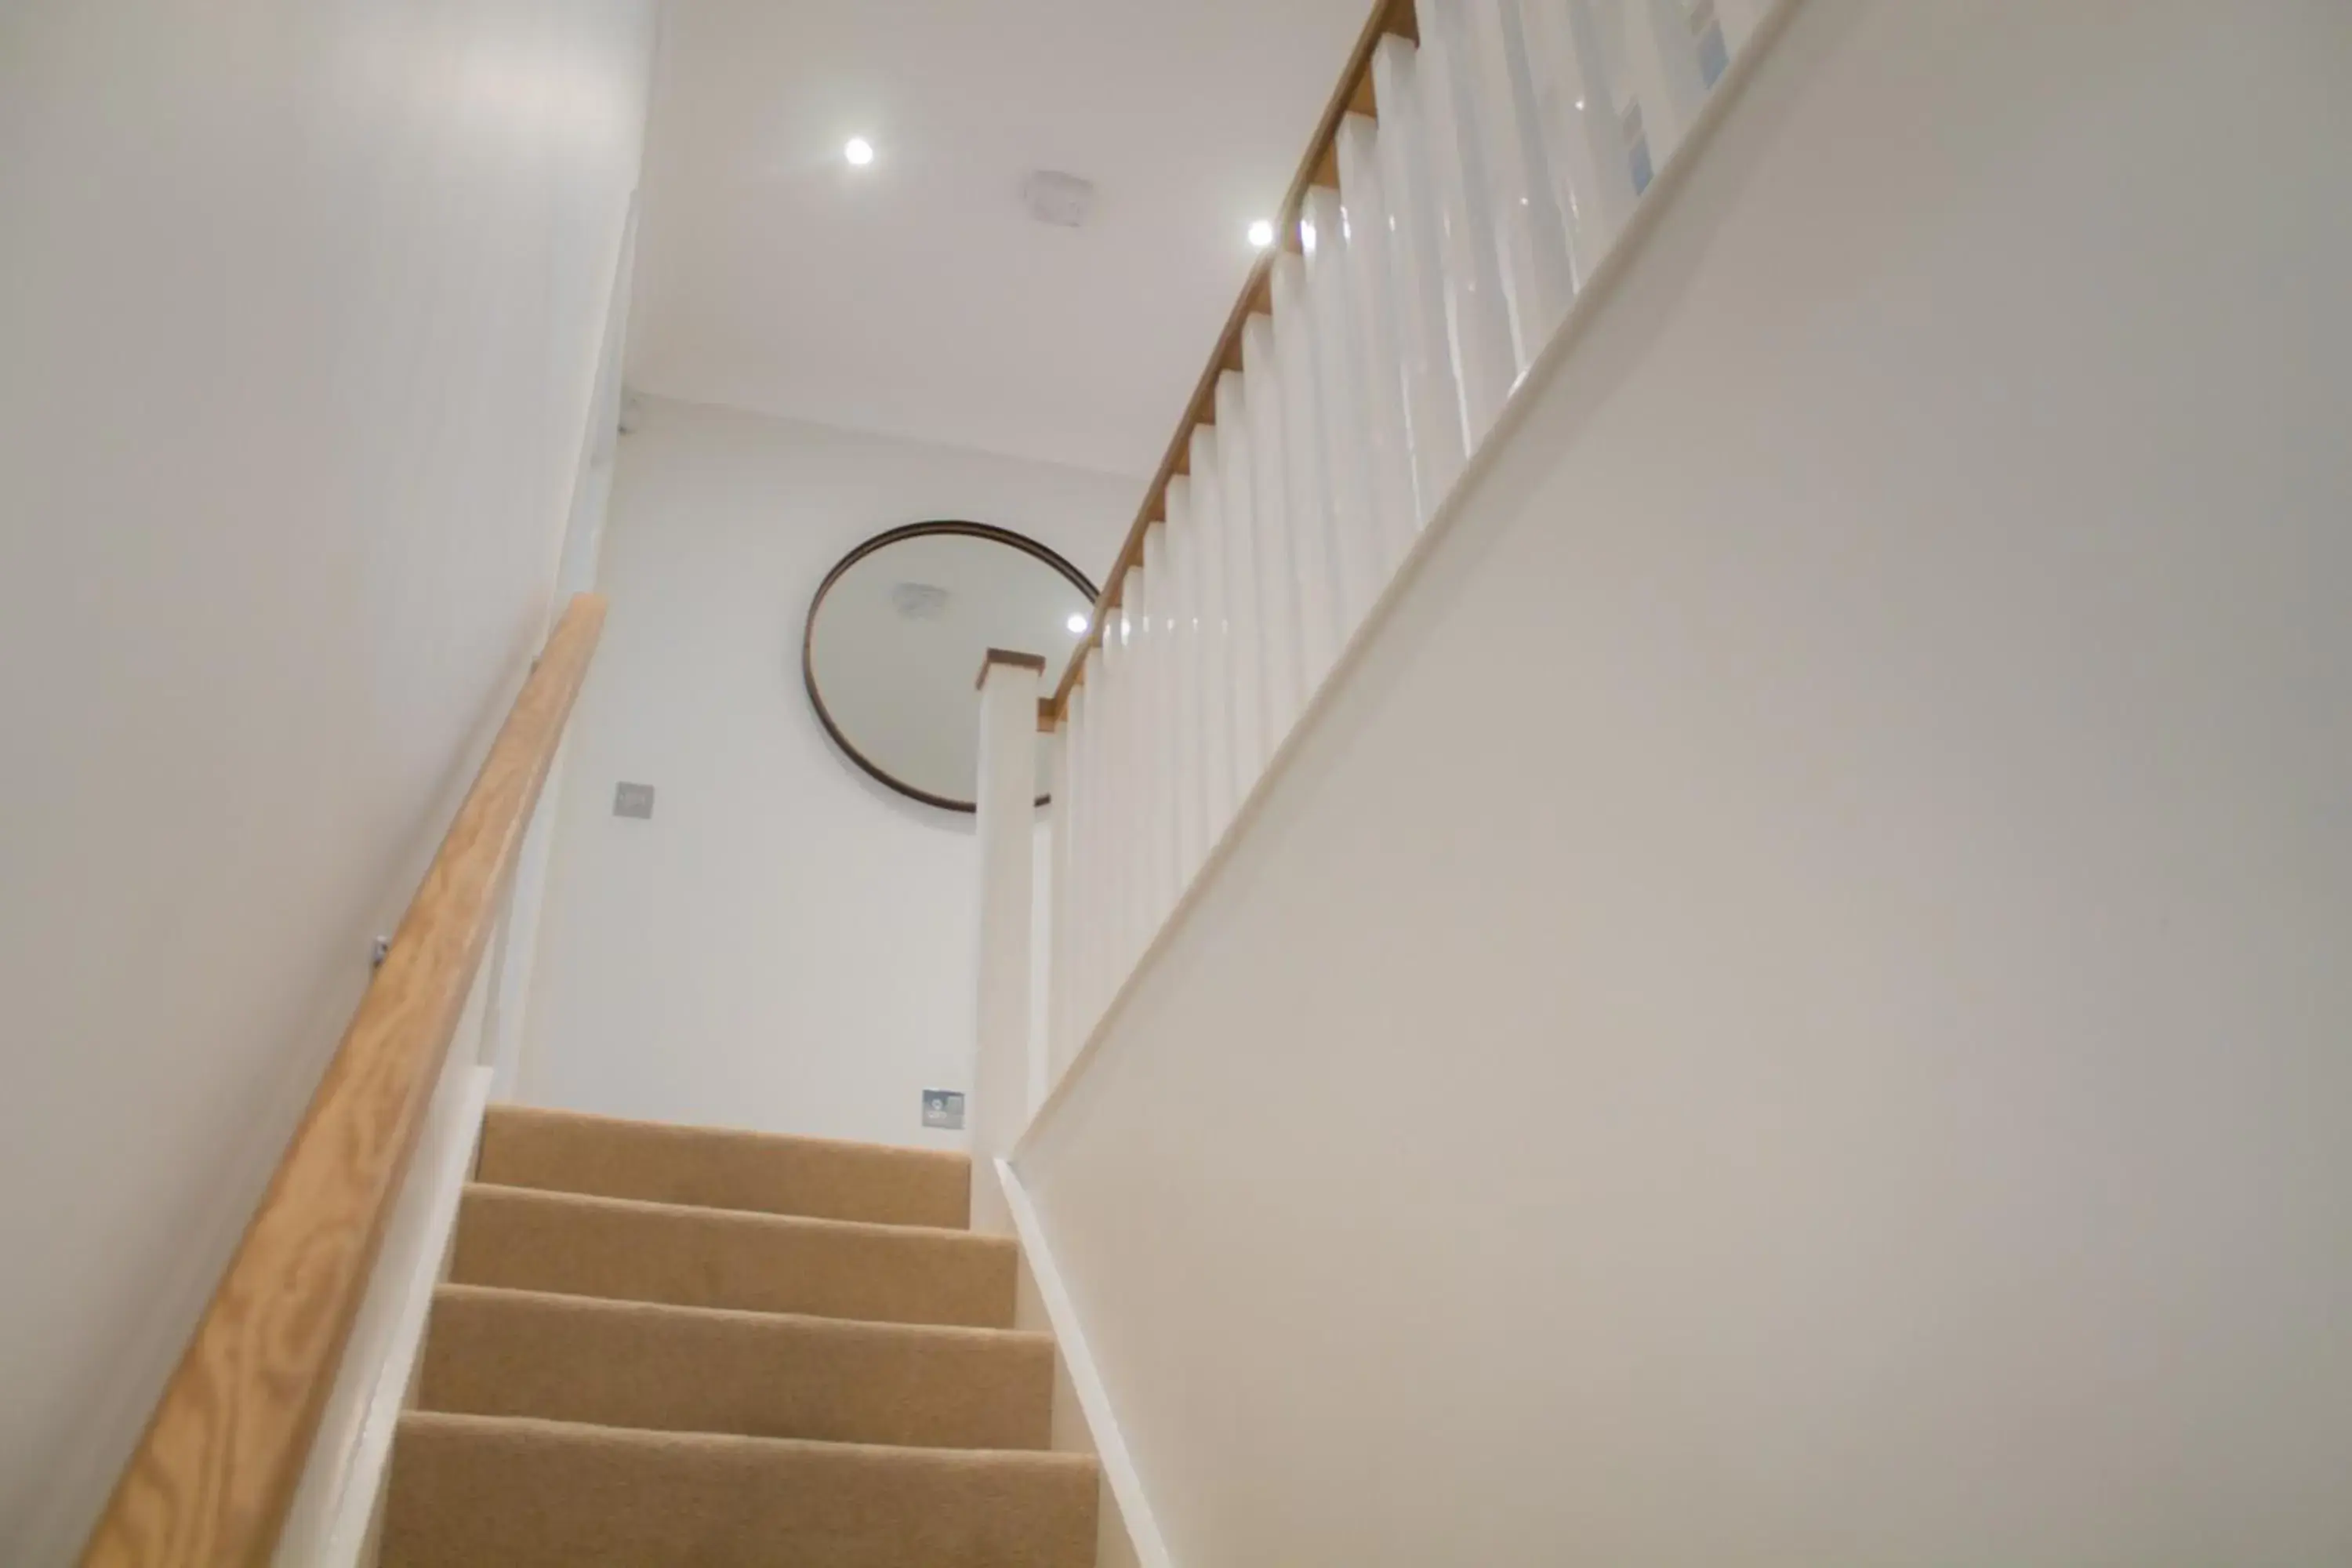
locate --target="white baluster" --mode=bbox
[1080,679,1102,1035]
[1127,585,1151,969]
[1336,114,1425,575]
[1527,0,1642,284]
[1042,716,1073,1102]
[1189,424,1238,845]
[1242,314,1303,753]
[1120,557,1149,964]
[1161,517,1192,902]
[1272,249,1343,693]
[1478,0,1580,358]
[1112,575,1146,979]
[1063,676,1094,1043]
[1087,644,1116,1029]
[1082,647,1112,1032]
[1214,370,1267,801]
[969,651,1041,1232]
[1624,0,1709,173]
[1370,37,1469,523]
[1164,475,1209,885]
[1054,691,1077,1067]
[1091,608,1125,1013]
[1072,655,1096,1034]
[1140,519,1178,933]
[1301,186,1385,644]
[1415,0,1524,438]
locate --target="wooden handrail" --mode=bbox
[1047,0,1418,717]
[78,593,608,1568]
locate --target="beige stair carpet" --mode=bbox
[478,1102,972,1227]
[451,1182,1018,1326]
[381,1105,1096,1567]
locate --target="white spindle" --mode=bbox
[1272,256,1337,697]
[1417,0,1524,439]
[1189,424,1238,845]
[1115,577,1149,977]
[1091,612,1124,1018]
[1045,713,1076,1087]
[1140,520,1179,932]
[1626,0,1710,173]
[1127,586,1152,969]
[1478,0,1580,358]
[1123,592,1145,983]
[1074,652,1106,1035]
[1301,186,1386,643]
[1370,37,1470,523]
[1165,476,1209,883]
[969,652,1040,1232]
[1336,114,1426,575]
[1214,370,1268,800]
[1054,691,1087,1067]
[1062,677,1087,1042]
[1160,517,1189,907]
[1276,252,1346,695]
[1241,315,1304,752]
[1120,555,1150,961]
[1530,0,1642,284]
[1092,655,1120,1033]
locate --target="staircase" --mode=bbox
[376,1105,1098,1566]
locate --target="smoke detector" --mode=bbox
[1022,170,1096,229]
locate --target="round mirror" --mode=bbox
[803,521,1095,813]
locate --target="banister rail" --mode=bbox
[1049,0,1418,717]
[78,592,608,1568]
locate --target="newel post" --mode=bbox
[968,648,1044,1233]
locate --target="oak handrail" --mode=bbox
[1047,0,1418,717]
[78,592,608,1568]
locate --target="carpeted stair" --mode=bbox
[379,1105,1097,1566]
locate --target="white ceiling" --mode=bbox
[624,0,1373,478]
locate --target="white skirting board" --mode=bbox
[273,1056,492,1567]
[996,1159,1176,1568]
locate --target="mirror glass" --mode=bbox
[803,522,1094,812]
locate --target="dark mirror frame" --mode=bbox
[801,519,1097,814]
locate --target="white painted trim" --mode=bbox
[274,1062,492,1568]
[968,659,1042,1236]
[996,1158,1176,1568]
[1014,0,1806,1165]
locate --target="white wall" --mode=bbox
[1018,1,2352,1563]
[0,1,656,1558]
[520,397,1132,1147]
[481,201,645,1105]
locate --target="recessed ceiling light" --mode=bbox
[844,136,875,167]
[1247,218,1275,249]
[1065,612,1089,635]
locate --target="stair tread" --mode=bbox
[451,1182,1018,1327]
[459,1179,996,1241]
[428,1279,1051,1344]
[478,1102,971,1229]
[382,1411,1098,1568]
[419,1283,1055,1450]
